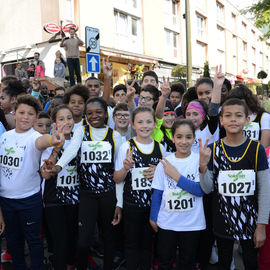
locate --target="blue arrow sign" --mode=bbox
[86,53,100,73]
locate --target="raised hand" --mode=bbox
[214,65,225,89]
[123,148,135,171]
[143,164,156,181]
[51,123,65,148]
[103,56,112,79]
[125,78,136,100]
[199,138,211,173]
[160,158,180,182]
[160,76,171,98]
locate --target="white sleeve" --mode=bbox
[56,126,84,168]
[160,144,167,157]
[151,162,165,191]
[115,182,124,208]
[113,130,124,162]
[261,112,270,130]
[107,106,115,129]
[115,142,129,171]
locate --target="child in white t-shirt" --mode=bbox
[150,119,205,269]
[0,95,65,270]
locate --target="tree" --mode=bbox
[257,70,268,79]
[171,65,187,79]
[243,0,270,39]
[203,61,210,77]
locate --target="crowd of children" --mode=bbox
[0,60,269,270]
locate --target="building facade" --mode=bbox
[0,0,269,85]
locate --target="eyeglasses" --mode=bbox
[139,96,153,102]
[114,113,130,120]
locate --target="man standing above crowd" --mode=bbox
[60,27,83,86]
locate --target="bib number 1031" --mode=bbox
[132,167,152,190]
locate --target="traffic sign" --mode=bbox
[86,53,100,73]
[85,26,100,54]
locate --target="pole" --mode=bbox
[185,0,192,88]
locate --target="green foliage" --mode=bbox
[171,65,187,79]
[243,0,270,39]
[257,70,268,79]
[203,61,210,77]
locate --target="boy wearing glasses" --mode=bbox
[113,103,131,142]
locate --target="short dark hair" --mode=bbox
[38,111,50,120]
[63,84,89,104]
[142,70,158,84]
[85,76,100,83]
[1,75,18,85]
[3,80,26,98]
[51,104,73,122]
[132,106,155,123]
[170,82,185,95]
[34,52,40,56]
[195,77,213,90]
[15,94,42,114]
[140,85,160,102]
[113,84,127,96]
[221,98,249,117]
[85,97,107,113]
[172,119,195,136]
[55,86,65,92]
[113,103,129,116]
[223,78,232,91]
[69,27,76,32]
[227,84,264,114]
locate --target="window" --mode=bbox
[216,2,224,22]
[242,22,247,38]
[164,0,178,27]
[114,10,142,53]
[252,63,256,77]
[217,49,225,68]
[217,27,225,50]
[232,35,237,56]
[251,30,256,44]
[231,13,236,33]
[232,55,237,74]
[165,29,178,59]
[66,0,74,23]
[259,52,263,70]
[196,14,206,39]
[132,18,137,36]
[132,0,137,8]
[194,42,206,66]
[252,47,256,63]
[242,41,247,57]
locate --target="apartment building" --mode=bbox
[0,0,269,84]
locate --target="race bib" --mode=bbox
[57,166,79,187]
[0,146,24,169]
[81,141,112,163]
[132,167,152,190]
[243,122,260,141]
[218,170,255,196]
[165,189,195,212]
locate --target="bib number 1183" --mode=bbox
[132,167,152,190]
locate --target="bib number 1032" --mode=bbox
[132,167,152,190]
[165,190,195,212]
[81,141,112,163]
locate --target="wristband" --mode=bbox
[49,136,62,148]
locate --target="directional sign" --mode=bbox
[85,27,100,54]
[86,53,100,73]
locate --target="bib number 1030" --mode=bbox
[0,147,24,169]
[165,190,195,212]
[81,141,112,163]
[132,167,152,190]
